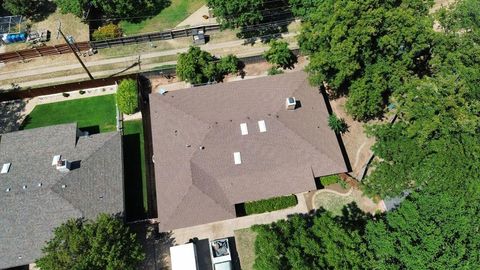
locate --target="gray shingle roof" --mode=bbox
[0,123,124,269]
[149,72,348,231]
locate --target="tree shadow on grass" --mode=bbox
[123,133,147,221]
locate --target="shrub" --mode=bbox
[62,92,70,97]
[320,174,340,187]
[245,195,297,215]
[79,90,86,95]
[92,23,123,41]
[267,67,284,76]
[116,79,138,115]
[264,39,297,69]
[328,113,348,134]
[217,54,240,75]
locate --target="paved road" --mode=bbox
[0,32,298,88]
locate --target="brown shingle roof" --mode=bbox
[149,71,348,231]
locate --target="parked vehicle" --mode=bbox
[209,238,233,270]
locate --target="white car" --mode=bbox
[209,238,233,270]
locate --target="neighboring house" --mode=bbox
[149,71,348,231]
[0,123,124,269]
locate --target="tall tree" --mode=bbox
[299,0,435,120]
[263,39,297,69]
[92,0,165,18]
[36,214,145,270]
[365,189,480,269]
[207,0,264,29]
[253,211,366,270]
[54,0,88,17]
[2,0,50,19]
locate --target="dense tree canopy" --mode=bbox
[2,0,50,19]
[36,214,144,270]
[207,0,264,29]
[54,0,88,17]
[298,0,435,120]
[92,0,166,18]
[253,211,366,270]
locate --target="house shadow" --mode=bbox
[319,87,352,172]
[1,100,27,133]
[131,225,176,270]
[123,133,147,221]
[79,125,100,135]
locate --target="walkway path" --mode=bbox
[176,5,217,27]
[171,192,309,244]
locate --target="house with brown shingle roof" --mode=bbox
[149,71,348,231]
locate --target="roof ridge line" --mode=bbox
[274,117,341,169]
[52,132,120,213]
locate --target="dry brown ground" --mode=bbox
[234,228,257,270]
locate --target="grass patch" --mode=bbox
[313,192,355,216]
[22,95,116,132]
[320,174,341,187]
[244,195,297,215]
[119,0,205,35]
[234,228,257,270]
[123,120,148,221]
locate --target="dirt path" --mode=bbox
[0,33,299,89]
[176,5,217,27]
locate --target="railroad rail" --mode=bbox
[0,41,91,63]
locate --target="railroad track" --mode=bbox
[0,42,91,63]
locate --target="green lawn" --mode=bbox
[22,95,117,132]
[123,120,148,220]
[244,195,297,215]
[119,0,205,35]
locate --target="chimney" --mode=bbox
[286,97,296,110]
[56,159,71,172]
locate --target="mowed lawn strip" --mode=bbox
[244,195,298,215]
[22,95,117,132]
[120,0,206,35]
[123,120,148,220]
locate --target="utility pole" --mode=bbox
[57,21,94,80]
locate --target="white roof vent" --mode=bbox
[240,123,248,135]
[258,120,267,133]
[22,185,27,190]
[1,163,11,174]
[5,188,11,192]
[233,152,242,165]
[52,155,61,166]
[286,97,296,110]
[56,159,71,172]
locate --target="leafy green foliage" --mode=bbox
[245,195,297,215]
[253,211,366,270]
[299,0,434,120]
[36,214,145,270]
[207,0,263,29]
[2,0,50,19]
[217,54,240,75]
[116,79,138,115]
[328,113,348,134]
[267,67,283,76]
[263,40,296,69]
[320,174,340,187]
[92,0,167,19]
[366,190,480,269]
[54,0,87,17]
[288,0,317,20]
[176,46,216,84]
[92,23,123,41]
[176,47,242,84]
